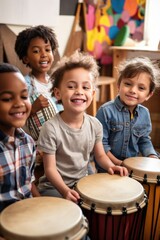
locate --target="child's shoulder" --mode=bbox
[85,113,102,127]
[24,74,31,84]
[138,104,149,113]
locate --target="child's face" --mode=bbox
[118,72,153,112]
[54,68,95,114]
[0,72,31,136]
[23,37,54,75]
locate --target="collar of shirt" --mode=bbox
[0,128,26,143]
[115,95,139,117]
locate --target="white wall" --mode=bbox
[1,0,160,54]
[0,0,59,26]
[143,0,160,48]
[0,0,74,56]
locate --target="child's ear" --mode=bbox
[23,56,29,65]
[54,87,61,100]
[92,89,96,96]
[145,91,153,101]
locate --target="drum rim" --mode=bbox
[76,173,147,215]
[0,197,88,240]
[123,157,160,184]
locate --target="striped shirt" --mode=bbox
[0,129,36,211]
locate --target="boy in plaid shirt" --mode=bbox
[0,63,40,215]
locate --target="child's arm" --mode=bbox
[94,141,128,176]
[43,153,80,203]
[31,182,41,197]
[106,151,123,165]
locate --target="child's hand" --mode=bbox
[65,189,80,203]
[108,166,128,176]
[148,154,159,159]
[31,94,49,114]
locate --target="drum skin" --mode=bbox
[76,173,147,240]
[0,197,88,240]
[123,157,160,240]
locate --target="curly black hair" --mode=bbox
[15,25,58,65]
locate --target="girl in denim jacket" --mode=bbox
[95,57,160,172]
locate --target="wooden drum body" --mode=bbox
[123,157,160,240]
[76,173,147,240]
[0,197,88,240]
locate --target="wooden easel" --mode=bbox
[63,0,84,56]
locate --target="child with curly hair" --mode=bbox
[15,25,63,141]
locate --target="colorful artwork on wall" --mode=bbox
[84,0,145,64]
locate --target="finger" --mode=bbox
[39,94,48,101]
[124,167,128,176]
[107,167,114,175]
[71,190,80,200]
[38,94,44,100]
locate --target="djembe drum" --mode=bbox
[0,197,88,240]
[76,173,147,240]
[123,157,160,240]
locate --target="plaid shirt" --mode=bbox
[0,129,36,211]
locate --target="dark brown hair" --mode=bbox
[117,57,160,93]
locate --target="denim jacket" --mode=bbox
[95,96,157,172]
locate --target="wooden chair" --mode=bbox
[87,76,116,116]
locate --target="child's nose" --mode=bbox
[13,99,25,107]
[130,86,137,93]
[41,50,47,57]
[75,88,83,95]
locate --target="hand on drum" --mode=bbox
[148,154,159,159]
[107,165,128,176]
[65,188,80,203]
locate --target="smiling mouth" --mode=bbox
[71,99,86,103]
[126,95,138,100]
[40,61,48,66]
[10,112,26,118]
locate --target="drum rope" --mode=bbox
[152,184,160,240]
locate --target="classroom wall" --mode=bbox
[7,18,74,57]
[0,0,160,56]
[0,0,76,56]
[143,0,160,48]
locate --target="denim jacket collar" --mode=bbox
[115,95,139,116]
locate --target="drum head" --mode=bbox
[123,157,160,183]
[76,173,146,214]
[0,197,88,240]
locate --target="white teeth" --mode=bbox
[40,62,47,64]
[13,113,24,118]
